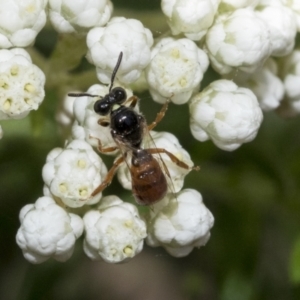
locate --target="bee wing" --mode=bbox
[142,127,179,200]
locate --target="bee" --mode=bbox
[69,52,198,205]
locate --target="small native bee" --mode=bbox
[69,52,198,205]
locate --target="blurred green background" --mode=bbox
[1,1,300,299]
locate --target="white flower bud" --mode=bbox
[233,58,284,111]
[161,0,220,41]
[83,195,147,263]
[118,131,195,194]
[42,139,107,208]
[189,79,263,151]
[219,0,258,11]
[71,84,136,154]
[48,0,113,33]
[0,0,47,48]
[146,189,214,257]
[282,0,300,31]
[0,48,45,120]
[16,196,84,264]
[86,17,153,84]
[205,8,271,74]
[280,49,300,113]
[255,0,297,57]
[146,38,209,104]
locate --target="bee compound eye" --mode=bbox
[111,87,127,104]
[94,99,111,115]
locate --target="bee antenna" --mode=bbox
[68,93,100,98]
[109,52,123,92]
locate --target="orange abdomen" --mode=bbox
[131,155,167,205]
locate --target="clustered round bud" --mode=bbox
[48,0,113,34]
[256,0,297,57]
[86,17,153,84]
[146,38,209,104]
[16,196,84,264]
[233,58,284,111]
[146,189,214,257]
[42,139,107,208]
[0,0,47,48]
[161,0,220,41]
[83,195,147,263]
[0,48,45,120]
[189,79,263,151]
[205,8,271,74]
[282,0,300,31]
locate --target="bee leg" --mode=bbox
[148,100,170,131]
[148,148,200,171]
[124,95,139,108]
[91,155,125,196]
[89,135,118,153]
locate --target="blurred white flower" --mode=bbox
[218,0,258,11]
[0,0,47,48]
[86,17,153,84]
[118,131,195,195]
[48,0,113,33]
[205,8,271,74]
[0,48,45,120]
[282,0,300,31]
[146,38,209,104]
[189,79,263,151]
[16,196,84,264]
[280,49,300,114]
[71,83,136,154]
[233,58,284,111]
[42,139,107,208]
[83,195,147,263]
[146,189,214,257]
[161,0,220,41]
[256,0,297,57]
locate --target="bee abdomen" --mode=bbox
[131,162,167,206]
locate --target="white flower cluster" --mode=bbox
[42,139,107,208]
[147,189,214,257]
[161,0,220,41]
[146,38,209,104]
[190,80,263,151]
[84,195,147,263]
[17,81,213,263]
[14,0,300,264]
[16,196,84,264]
[86,17,153,85]
[0,48,45,120]
[48,0,113,33]
[0,0,47,48]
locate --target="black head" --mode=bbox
[93,86,127,116]
[67,52,126,116]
